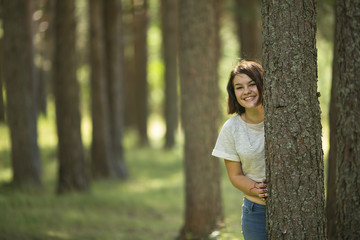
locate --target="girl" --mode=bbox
[212,60,267,240]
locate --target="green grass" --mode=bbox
[0,120,245,240]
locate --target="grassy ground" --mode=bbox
[0,120,245,240]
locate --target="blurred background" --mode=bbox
[0,0,334,239]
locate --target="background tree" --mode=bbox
[54,0,89,193]
[132,0,149,145]
[2,0,42,188]
[334,0,360,238]
[233,0,261,60]
[0,39,5,122]
[103,0,128,178]
[178,1,223,239]
[161,0,178,149]
[262,0,327,239]
[89,0,112,179]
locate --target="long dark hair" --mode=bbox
[227,60,263,115]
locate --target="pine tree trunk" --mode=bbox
[161,0,178,149]
[326,10,338,239]
[132,0,149,145]
[2,0,42,187]
[54,0,89,193]
[103,0,128,179]
[234,0,262,60]
[262,0,327,239]
[334,0,360,238]
[0,38,5,122]
[178,1,223,239]
[89,0,112,179]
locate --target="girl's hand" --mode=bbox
[259,178,267,201]
[250,178,267,201]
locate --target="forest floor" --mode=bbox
[0,124,245,240]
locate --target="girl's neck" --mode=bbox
[242,106,264,124]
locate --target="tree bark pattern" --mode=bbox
[54,0,88,193]
[334,0,360,238]
[178,1,223,239]
[161,0,178,148]
[89,0,112,179]
[262,0,327,239]
[2,0,42,187]
[103,0,128,178]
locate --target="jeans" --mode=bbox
[242,197,267,240]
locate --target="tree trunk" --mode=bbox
[334,0,360,238]
[103,0,128,179]
[0,38,5,122]
[54,0,89,193]
[326,8,338,239]
[132,0,149,145]
[234,0,262,60]
[262,0,327,239]
[161,0,178,149]
[178,1,223,239]
[89,0,112,179]
[2,0,42,188]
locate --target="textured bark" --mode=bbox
[103,0,128,179]
[161,0,178,149]
[54,0,89,193]
[234,0,262,60]
[326,9,338,239]
[89,0,112,179]
[2,0,42,187]
[132,0,149,145]
[178,1,223,239]
[262,0,327,239]
[334,0,360,238]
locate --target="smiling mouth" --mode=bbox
[243,96,256,101]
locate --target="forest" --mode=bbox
[0,0,359,240]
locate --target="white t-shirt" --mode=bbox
[212,115,265,182]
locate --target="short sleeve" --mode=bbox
[212,121,240,162]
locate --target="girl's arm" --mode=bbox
[224,159,267,201]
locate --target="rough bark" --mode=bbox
[326,8,338,239]
[132,0,149,145]
[103,0,128,179]
[262,0,327,239]
[161,0,178,149]
[234,0,262,60]
[89,0,112,179]
[54,0,89,193]
[178,1,223,239]
[334,0,360,238]
[2,0,42,187]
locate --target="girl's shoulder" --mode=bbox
[222,115,242,131]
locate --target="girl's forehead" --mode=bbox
[233,74,252,84]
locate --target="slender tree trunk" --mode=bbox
[103,0,128,179]
[326,9,338,239]
[0,38,5,122]
[2,0,42,188]
[161,0,178,149]
[178,1,223,239]
[334,0,360,238]
[234,0,262,60]
[132,0,149,145]
[54,0,89,193]
[89,0,112,179]
[262,0,327,239]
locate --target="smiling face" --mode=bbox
[233,73,260,110]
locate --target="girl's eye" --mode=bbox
[236,87,243,90]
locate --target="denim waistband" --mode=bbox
[243,197,266,211]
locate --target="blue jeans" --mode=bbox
[242,197,267,240]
